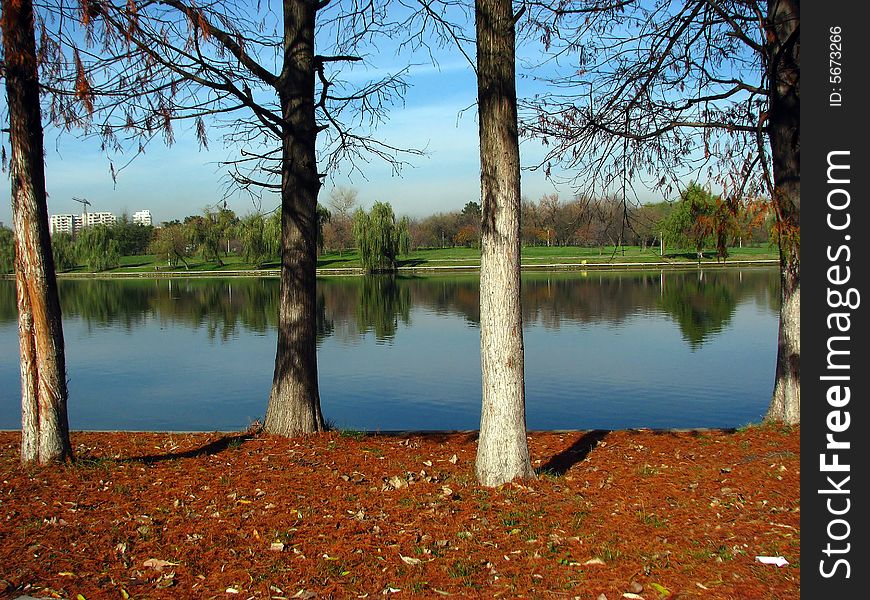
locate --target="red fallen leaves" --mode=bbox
[0,425,799,599]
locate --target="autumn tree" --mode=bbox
[474,0,535,486]
[324,187,358,255]
[1,0,72,463]
[49,1,420,435]
[454,201,481,247]
[525,0,799,423]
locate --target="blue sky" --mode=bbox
[1,6,660,228]
[2,55,580,227]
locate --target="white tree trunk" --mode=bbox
[474,0,534,487]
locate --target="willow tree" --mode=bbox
[525,0,799,423]
[1,0,72,463]
[45,1,418,435]
[352,202,410,273]
[474,0,534,486]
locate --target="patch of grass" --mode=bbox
[572,510,589,527]
[339,429,366,441]
[113,483,132,495]
[317,557,350,580]
[714,544,735,561]
[637,511,667,527]
[447,559,478,579]
[75,456,117,471]
[637,464,659,477]
[595,543,623,563]
[535,467,562,480]
[501,511,521,527]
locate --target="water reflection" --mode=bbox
[0,268,778,350]
[0,268,780,431]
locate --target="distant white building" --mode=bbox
[49,211,117,236]
[82,212,116,227]
[49,214,82,236]
[132,210,153,226]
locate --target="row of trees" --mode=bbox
[0,187,774,276]
[404,192,773,252]
[658,184,771,261]
[3,0,799,485]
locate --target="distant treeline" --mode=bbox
[0,187,775,274]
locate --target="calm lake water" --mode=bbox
[0,268,779,431]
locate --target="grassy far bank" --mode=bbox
[50,245,779,275]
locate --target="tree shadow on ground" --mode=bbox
[121,432,256,464]
[537,430,610,476]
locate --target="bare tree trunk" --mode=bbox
[264,0,325,435]
[2,0,73,463]
[474,0,534,487]
[764,0,800,424]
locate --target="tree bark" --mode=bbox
[764,0,800,424]
[2,0,73,463]
[474,0,535,486]
[264,0,326,435]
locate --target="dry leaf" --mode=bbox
[400,554,421,565]
[143,558,178,571]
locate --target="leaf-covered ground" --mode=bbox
[0,425,799,599]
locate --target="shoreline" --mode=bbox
[1,258,779,280]
[0,426,744,435]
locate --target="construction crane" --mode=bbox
[72,197,91,220]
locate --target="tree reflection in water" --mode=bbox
[0,268,779,352]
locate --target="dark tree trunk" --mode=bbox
[764,0,800,424]
[264,0,325,435]
[474,0,535,486]
[2,0,73,463]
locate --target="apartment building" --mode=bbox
[49,214,82,236]
[82,212,117,227]
[49,211,118,236]
[132,210,153,226]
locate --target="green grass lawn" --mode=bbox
[55,245,779,276]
